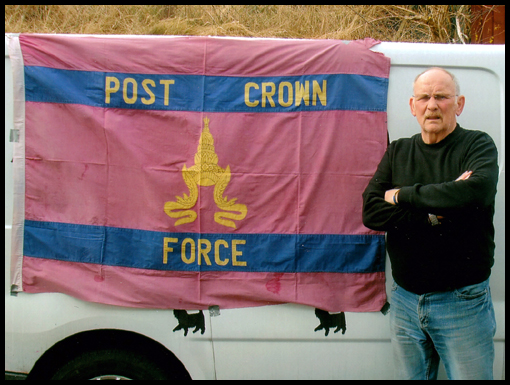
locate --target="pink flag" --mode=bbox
[10,34,389,312]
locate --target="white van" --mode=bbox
[5,34,505,380]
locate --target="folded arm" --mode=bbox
[362,135,498,232]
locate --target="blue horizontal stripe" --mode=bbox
[23,220,386,273]
[24,66,388,112]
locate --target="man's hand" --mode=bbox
[384,189,400,205]
[455,170,472,181]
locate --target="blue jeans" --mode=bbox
[390,278,496,380]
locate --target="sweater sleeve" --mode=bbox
[397,132,499,212]
[362,145,429,232]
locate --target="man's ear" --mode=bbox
[455,95,466,116]
[409,97,416,116]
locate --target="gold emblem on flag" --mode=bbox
[164,117,248,229]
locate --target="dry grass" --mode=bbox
[5,5,477,43]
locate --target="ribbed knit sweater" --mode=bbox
[362,125,498,294]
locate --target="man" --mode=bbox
[362,67,498,380]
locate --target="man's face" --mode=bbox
[410,69,465,143]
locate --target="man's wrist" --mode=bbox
[393,189,400,204]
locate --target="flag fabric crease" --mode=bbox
[9,34,390,312]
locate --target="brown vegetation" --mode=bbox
[5,5,481,43]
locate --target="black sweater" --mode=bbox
[362,125,498,294]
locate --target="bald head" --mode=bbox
[413,67,460,96]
